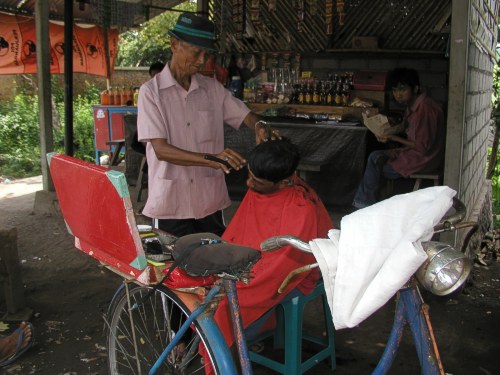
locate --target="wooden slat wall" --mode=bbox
[210,0,451,54]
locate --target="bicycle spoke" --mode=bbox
[107,284,221,375]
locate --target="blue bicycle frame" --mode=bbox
[149,279,253,375]
[373,284,444,375]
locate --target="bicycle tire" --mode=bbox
[107,283,222,375]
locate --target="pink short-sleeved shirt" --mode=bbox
[137,64,250,219]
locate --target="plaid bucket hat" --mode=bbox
[168,13,217,52]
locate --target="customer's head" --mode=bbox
[386,68,420,105]
[149,62,165,78]
[246,137,300,194]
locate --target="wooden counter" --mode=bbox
[247,103,379,119]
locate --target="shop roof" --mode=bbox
[0,0,187,28]
[210,0,452,55]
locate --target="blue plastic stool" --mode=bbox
[248,281,336,374]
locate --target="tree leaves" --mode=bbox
[116,2,197,67]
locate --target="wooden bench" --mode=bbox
[382,172,441,200]
[409,173,441,191]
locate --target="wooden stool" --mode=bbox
[409,173,440,191]
[249,281,336,374]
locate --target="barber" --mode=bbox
[137,12,273,237]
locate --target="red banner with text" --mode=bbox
[0,13,118,77]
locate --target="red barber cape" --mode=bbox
[215,175,332,347]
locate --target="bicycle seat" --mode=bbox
[172,233,262,277]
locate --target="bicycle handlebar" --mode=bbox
[260,235,312,253]
[433,197,467,232]
[260,198,468,254]
[261,197,471,294]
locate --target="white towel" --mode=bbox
[311,186,456,330]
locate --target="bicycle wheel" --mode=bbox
[107,283,221,375]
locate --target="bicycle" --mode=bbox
[48,153,474,375]
[103,202,473,375]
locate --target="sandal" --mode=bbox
[0,322,35,367]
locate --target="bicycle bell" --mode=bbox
[416,241,472,296]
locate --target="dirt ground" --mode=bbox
[0,175,499,375]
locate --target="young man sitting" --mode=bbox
[213,137,333,349]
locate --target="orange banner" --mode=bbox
[0,13,118,77]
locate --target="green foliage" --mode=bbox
[56,82,100,163]
[0,91,41,177]
[116,1,197,67]
[0,2,200,178]
[0,78,98,178]
[490,147,500,228]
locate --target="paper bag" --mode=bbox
[362,112,404,137]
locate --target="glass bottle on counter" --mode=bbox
[312,80,320,105]
[326,82,334,105]
[108,87,115,105]
[334,82,342,106]
[100,88,109,105]
[113,87,121,105]
[305,80,312,105]
[121,86,129,106]
[259,53,268,83]
[342,82,351,106]
[133,87,139,106]
[268,53,279,83]
[297,80,305,104]
[320,81,328,105]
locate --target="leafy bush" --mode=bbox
[0,89,41,177]
[0,79,98,177]
[56,82,99,162]
[488,146,500,228]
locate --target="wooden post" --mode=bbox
[35,0,54,192]
[0,228,32,321]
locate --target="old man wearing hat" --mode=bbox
[137,13,272,236]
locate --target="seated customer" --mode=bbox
[213,137,333,348]
[353,67,445,209]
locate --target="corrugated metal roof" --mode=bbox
[0,0,187,28]
[210,0,451,54]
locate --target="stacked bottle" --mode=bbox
[289,73,353,106]
[100,86,138,106]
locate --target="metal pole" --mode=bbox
[64,0,74,156]
[35,0,54,191]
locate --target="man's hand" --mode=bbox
[255,121,281,144]
[242,112,280,144]
[376,134,391,143]
[205,148,246,174]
